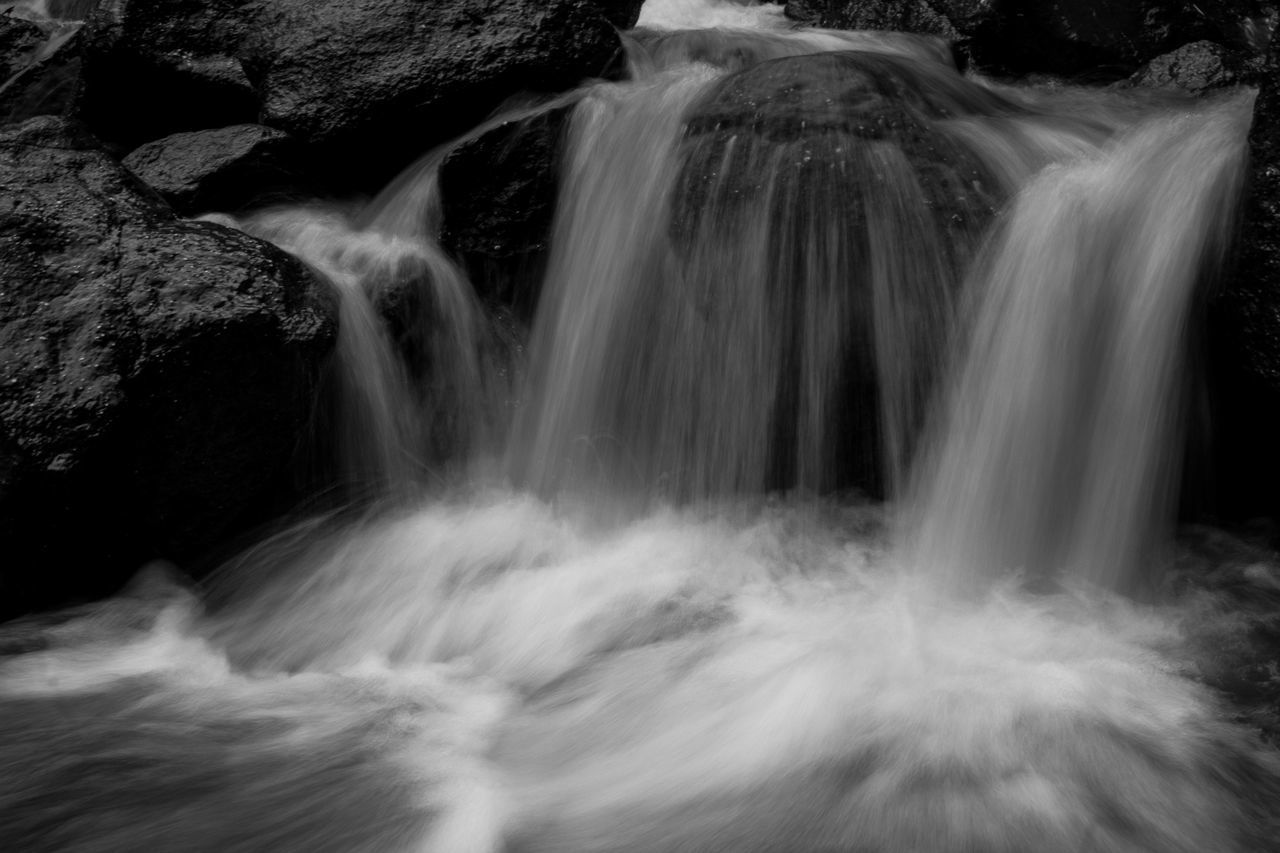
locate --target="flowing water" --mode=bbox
[4,1,1280,851]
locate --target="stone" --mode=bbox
[77,0,646,186]
[671,52,1006,495]
[784,0,961,41]
[74,0,260,151]
[0,116,336,617]
[783,0,1275,78]
[122,124,311,216]
[0,11,82,124]
[1133,40,1238,92]
[0,14,43,81]
[439,106,571,318]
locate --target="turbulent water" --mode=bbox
[4,0,1280,851]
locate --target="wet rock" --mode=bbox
[439,106,571,318]
[668,52,1008,496]
[0,12,83,123]
[0,14,43,80]
[784,0,962,40]
[75,0,259,150]
[0,116,336,618]
[1132,40,1238,92]
[78,0,645,187]
[1172,526,1280,746]
[122,124,312,216]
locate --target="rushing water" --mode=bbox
[4,1,1280,851]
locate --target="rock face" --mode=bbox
[78,0,646,186]
[0,116,336,617]
[122,124,310,215]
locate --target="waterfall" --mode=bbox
[205,144,512,495]
[3,1,1279,851]
[907,96,1252,594]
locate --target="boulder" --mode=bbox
[74,0,268,151]
[784,0,962,41]
[78,0,646,187]
[524,51,1010,499]
[122,124,312,216]
[1132,40,1238,93]
[439,106,571,318]
[0,116,336,618]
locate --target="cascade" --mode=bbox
[2,1,1279,851]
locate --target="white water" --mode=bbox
[637,0,788,30]
[908,98,1251,594]
[2,1,1278,850]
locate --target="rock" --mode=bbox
[784,0,961,40]
[122,124,312,216]
[74,0,260,151]
[0,116,336,618]
[1171,526,1280,746]
[970,0,1275,77]
[784,0,1274,78]
[669,52,1005,496]
[78,0,646,187]
[1206,26,1280,523]
[1132,40,1238,92]
[439,106,571,318]
[0,14,44,80]
[20,1,100,20]
[0,13,83,123]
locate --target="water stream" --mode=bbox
[3,1,1279,851]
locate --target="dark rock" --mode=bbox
[0,14,43,80]
[122,124,312,215]
[78,0,646,187]
[0,116,336,618]
[1206,22,1280,523]
[439,106,571,318]
[1171,526,1280,746]
[786,0,1274,78]
[75,0,261,151]
[0,14,83,123]
[34,1,100,20]
[667,52,1007,496]
[1132,40,1238,92]
[784,0,962,40]
[968,1,1275,77]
